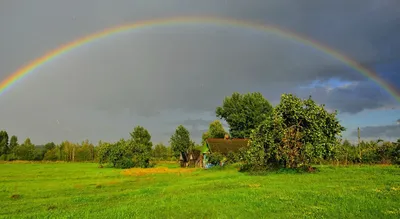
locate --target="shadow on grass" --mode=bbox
[237,164,320,176]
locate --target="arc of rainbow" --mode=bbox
[0,16,399,102]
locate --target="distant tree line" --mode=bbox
[1,92,399,170]
[0,125,194,168]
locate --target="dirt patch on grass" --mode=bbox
[248,184,261,188]
[73,184,84,189]
[122,167,196,176]
[107,180,120,185]
[47,205,57,211]
[10,194,21,199]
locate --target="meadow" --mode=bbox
[0,162,399,219]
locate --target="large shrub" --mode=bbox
[208,152,224,166]
[241,94,345,171]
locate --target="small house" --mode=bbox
[198,135,249,168]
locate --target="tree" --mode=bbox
[216,92,273,138]
[201,132,210,146]
[0,130,9,156]
[15,138,35,160]
[75,140,95,162]
[242,94,345,170]
[170,125,191,157]
[130,126,153,151]
[127,126,153,167]
[9,135,18,152]
[97,141,112,165]
[44,142,56,152]
[153,143,168,160]
[208,120,226,138]
[274,94,345,165]
[43,148,59,161]
[108,139,129,168]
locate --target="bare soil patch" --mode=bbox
[122,167,196,176]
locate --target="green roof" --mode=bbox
[194,144,209,153]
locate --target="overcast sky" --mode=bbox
[0,0,399,145]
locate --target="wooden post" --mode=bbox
[358,127,362,161]
[72,146,75,162]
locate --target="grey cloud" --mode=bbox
[0,0,399,144]
[297,80,399,114]
[352,124,400,139]
[189,128,209,140]
[182,119,211,129]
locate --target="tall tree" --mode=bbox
[201,120,227,145]
[130,126,152,150]
[0,130,9,156]
[216,92,273,138]
[170,125,191,157]
[208,120,226,138]
[9,135,18,153]
[127,127,153,168]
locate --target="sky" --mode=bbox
[0,0,399,145]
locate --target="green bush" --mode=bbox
[208,152,224,166]
[43,149,59,161]
[226,151,240,164]
[115,157,135,169]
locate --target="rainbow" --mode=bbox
[1,16,399,102]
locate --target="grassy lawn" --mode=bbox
[0,162,399,219]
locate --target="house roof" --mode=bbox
[205,138,249,154]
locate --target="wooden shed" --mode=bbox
[201,138,249,168]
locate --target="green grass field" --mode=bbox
[0,162,399,219]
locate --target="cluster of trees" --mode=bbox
[0,130,97,162]
[1,92,399,170]
[335,139,400,165]
[213,92,399,170]
[0,124,198,169]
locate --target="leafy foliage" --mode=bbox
[14,138,36,161]
[216,92,273,138]
[170,125,191,157]
[9,135,18,153]
[201,132,210,146]
[97,126,153,169]
[43,148,59,161]
[201,120,228,145]
[242,94,346,170]
[0,130,9,156]
[44,142,56,151]
[208,120,226,138]
[207,152,224,166]
[334,139,400,165]
[130,126,152,151]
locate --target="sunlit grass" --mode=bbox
[0,162,399,218]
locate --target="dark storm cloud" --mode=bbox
[182,119,211,129]
[299,78,399,114]
[0,0,399,144]
[351,124,400,139]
